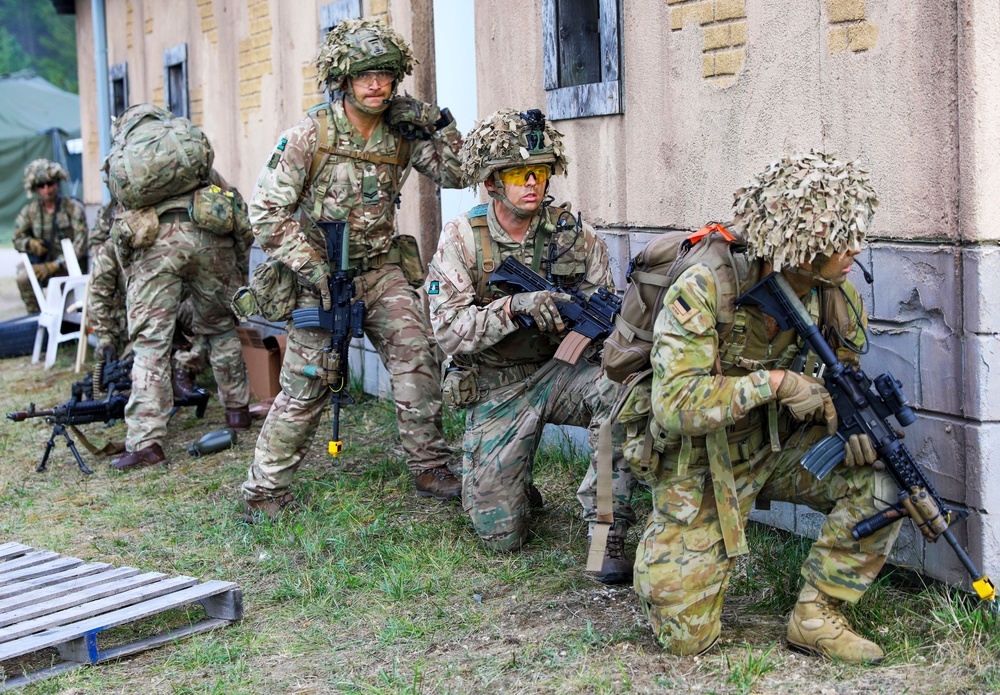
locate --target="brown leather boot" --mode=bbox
[172,369,198,400]
[787,584,884,664]
[241,492,295,524]
[225,407,251,430]
[586,532,633,585]
[414,466,461,501]
[111,443,167,471]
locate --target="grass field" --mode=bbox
[0,345,998,694]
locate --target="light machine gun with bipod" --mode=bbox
[737,272,996,603]
[7,357,210,474]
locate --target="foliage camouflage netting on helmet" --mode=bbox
[459,108,569,188]
[733,150,879,271]
[23,158,68,196]
[315,17,415,89]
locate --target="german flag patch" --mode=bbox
[668,293,698,324]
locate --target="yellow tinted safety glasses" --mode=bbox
[497,165,551,186]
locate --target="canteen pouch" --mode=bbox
[111,206,160,266]
[230,258,298,322]
[391,234,425,287]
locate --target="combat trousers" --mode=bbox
[462,357,637,552]
[634,421,901,655]
[243,264,449,500]
[124,222,250,451]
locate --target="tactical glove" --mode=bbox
[843,433,878,468]
[509,291,572,333]
[385,96,442,140]
[33,260,63,283]
[26,238,48,257]
[775,371,838,435]
[314,274,332,312]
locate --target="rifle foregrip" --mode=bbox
[852,507,906,540]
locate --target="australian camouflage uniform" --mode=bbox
[631,259,900,654]
[425,201,637,551]
[241,97,465,501]
[13,194,88,314]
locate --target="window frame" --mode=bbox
[163,43,189,119]
[319,0,362,101]
[542,0,624,120]
[109,61,129,118]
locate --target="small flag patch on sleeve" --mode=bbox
[669,294,698,324]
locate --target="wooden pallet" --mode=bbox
[0,542,242,691]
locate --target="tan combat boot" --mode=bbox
[241,492,295,524]
[787,584,884,664]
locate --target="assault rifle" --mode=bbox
[7,357,210,474]
[487,255,622,365]
[736,272,996,602]
[290,220,366,457]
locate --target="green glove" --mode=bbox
[385,96,441,140]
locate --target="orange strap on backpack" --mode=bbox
[687,222,735,245]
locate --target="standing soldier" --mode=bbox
[12,158,87,313]
[634,151,899,663]
[423,108,637,582]
[108,104,252,470]
[240,17,465,519]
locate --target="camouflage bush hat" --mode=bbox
[733,150,878,271]
[315,17,415,89]
[459,108,569,188]
[23,158,68,196]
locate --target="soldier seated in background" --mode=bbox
[634,151,899,663]
[423,108,637,583]
[12,158,88,313]
[240,17,465,521]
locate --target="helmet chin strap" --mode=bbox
[487,174,538,219]
[343,81,392,116]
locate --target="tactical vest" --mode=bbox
[27,197,73,258]
[464,202,588,368]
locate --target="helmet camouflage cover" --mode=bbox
[459,108,569,188]
[23,158,68,196]
[733,150,878,270]
[315,17,415,89]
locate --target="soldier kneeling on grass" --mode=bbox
[633,151,900,664]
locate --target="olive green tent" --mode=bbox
[0,72,82,243]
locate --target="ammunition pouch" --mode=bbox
[388,234,425,287]
[231,258,298,322]
[110,206,160,266]
[442,363,479,409]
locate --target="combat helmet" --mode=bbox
[316,17,415,114]
[23,158,68,197]
[460,108,569,217]
[733,150,878,280]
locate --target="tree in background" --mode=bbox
[0,0,77,93]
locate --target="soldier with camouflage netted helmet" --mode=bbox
[12,158,87,313]
[424,108,637,581]
[634,150,899,664]
[239,16,465,519]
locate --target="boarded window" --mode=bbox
[542,0,623,120]
[109,62,128,118]
[164,43,189,118]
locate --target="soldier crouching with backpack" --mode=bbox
[424,109,637,582]
[237,17,466,520]
[106,103,252,470]
[631,151,899,663]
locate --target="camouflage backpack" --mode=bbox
[105,104,214,210]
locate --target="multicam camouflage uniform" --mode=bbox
[13,159,88,313]
[241,93,464,501]
[87,201,207,375]
[634,151,898,657]
[426,202,637,551]
[123,192,250,452]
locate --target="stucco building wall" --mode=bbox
[473,0,1000,590]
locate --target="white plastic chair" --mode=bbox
[19,251,90,368]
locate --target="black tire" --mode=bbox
[0,314,40,358]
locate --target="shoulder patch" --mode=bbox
[668,292,698,324]
[469,203,489,218]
